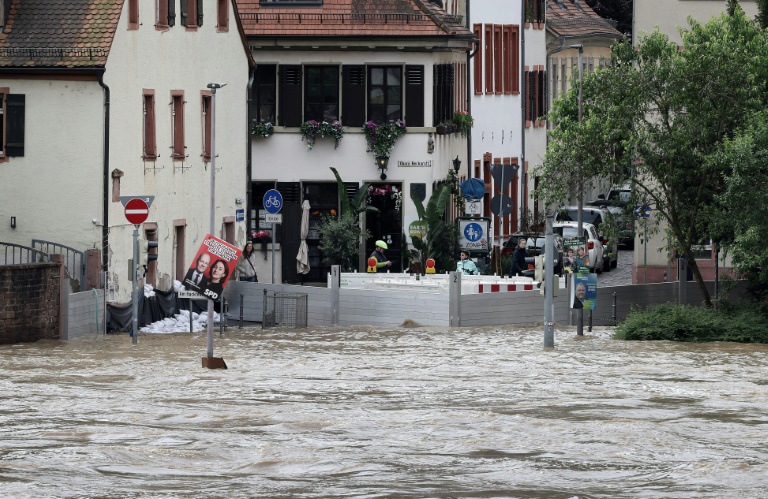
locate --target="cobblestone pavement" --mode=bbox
[597,248,633,286]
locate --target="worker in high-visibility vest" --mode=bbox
[368,240,392,272]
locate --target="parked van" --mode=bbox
[552,221,605,274]
[554,206,617,271]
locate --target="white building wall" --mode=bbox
[105,0,250,302]
[250,49,467,248]
[0,80,104,252]
[635,0,759,46]
[468,0,524,245]
[524,16,547,221]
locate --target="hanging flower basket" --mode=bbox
[365,184,402,213]
[251,121,274,138]
[452,111,474,137]
[362,120,407,164]
[299,119,344,150]
[435,121,453,135]
[253,230,272,259]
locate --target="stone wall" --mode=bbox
[0,262,61,344]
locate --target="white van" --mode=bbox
[553,221,605,274]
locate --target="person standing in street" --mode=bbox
[456,250,479,275]
[236,241,258,282]
[510,238,528,276]
[370,240,392,270]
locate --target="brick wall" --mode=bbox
[0,263,61,344]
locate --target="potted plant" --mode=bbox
[251,121,274,138]
[452,111,474,137]
[300,119,344,150]
[252,230,272,259]
[435,121,452,135]
[362,120,407,161]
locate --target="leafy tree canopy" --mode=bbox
[537,8,768,306]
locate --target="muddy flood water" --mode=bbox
[1,325,767,498]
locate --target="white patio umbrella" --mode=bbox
[296,199,311,275]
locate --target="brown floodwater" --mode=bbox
[1,326,767,498]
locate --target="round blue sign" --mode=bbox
[263,189,283,214]
[464,222,483,242]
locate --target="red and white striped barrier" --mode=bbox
[478,283,535,293]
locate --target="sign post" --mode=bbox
[123,197,150,345]
[263,189,283,284]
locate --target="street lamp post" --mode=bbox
[205,82,226,367]
[571,44,585,336]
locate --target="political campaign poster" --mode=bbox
[182,234,242,301]
[571,272,597,310]
[563,237,589,274]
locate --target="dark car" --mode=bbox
[502,232,564,276]
[588,194,635,249]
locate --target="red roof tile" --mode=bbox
[235,0,472,38]
[546,0,622,40]
[0,0,123,68]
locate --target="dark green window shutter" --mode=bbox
[6,94,24,157]
[197,0,204,26]
[278,65,302,127]
[168,0,176,26]
[405,65,424,127]
[341,65,365,127]
[180,0,187,26]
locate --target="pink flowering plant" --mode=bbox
[362,120,407,160]
[299,119,344,150]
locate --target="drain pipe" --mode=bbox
[246,65,256,240]
[465,0,475,179]
[98,71,110,276]
[520,0,526,228]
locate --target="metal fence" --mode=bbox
[0,242,50,266]
[262,291,308,329]
[32,239,86,292]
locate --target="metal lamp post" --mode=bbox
[571,44,585,336]
[204,82,226,368]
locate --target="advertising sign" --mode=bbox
[458,217,490,252]
[571,272,597,310]
[563,237,589,274]
[182,234,242,301]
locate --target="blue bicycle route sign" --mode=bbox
[263,189,283,214]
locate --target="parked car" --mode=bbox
[502,231,564,275]
[588,185,635,249]
[552,221,605,274]
[554,206,617,271]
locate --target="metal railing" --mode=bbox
[0,242,50,266]
[32,239,87,292]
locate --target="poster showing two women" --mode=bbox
[182,235,242,301]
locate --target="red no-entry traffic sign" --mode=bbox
[125,198,149,225]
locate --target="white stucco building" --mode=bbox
[0,0,252,303]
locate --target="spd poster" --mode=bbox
[182,234,242,301]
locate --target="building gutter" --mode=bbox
[97,71,110,275]
[246,65,256,237]
[520,0,526,227]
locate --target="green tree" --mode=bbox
[537,9,768,306]
[711,110,768,298]
[757,0,768,28]
[409,182,452,274]
[317,168,376,271]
